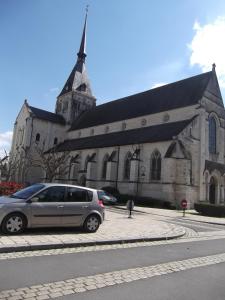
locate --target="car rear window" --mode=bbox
[66,187,93,202]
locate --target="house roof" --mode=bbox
[70,71,212,131]
[55,117,195,152]
[29,106,65,125]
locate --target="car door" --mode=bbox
[29,186,66,226]
[62,187,93,226]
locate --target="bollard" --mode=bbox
[126,200,134,218]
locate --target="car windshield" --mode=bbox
[10,184,45,200]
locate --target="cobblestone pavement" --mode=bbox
[0,210,186,252]
[0,229,224,261]
[1,251,225,299]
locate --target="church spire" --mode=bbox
[77,7,88,61]
[58,7,93,97]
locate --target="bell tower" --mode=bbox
[56,8,96,124]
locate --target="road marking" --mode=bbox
[0,232,225,261]
[1,252,225,299]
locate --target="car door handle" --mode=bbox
[82,205,88,208]
[57,205,64,208]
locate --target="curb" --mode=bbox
[0,231,185,254]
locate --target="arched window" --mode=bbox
[54,137,58,145]
[209,116,217,154]
[150,150,161,180]
[102,154,109,179]
[124,152,132,180]
[35,133,40,142]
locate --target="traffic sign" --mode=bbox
[181,199,187,209]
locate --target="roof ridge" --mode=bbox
[96,71,212,109]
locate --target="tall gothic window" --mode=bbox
[102,154,109,179]
[209,117,217,154]
[150,150,161,180]
[124,152,132,180]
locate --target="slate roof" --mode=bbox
[165,140,191,159]
[70,71,212,131]
[29,106,65,125]
[55,117,195,152]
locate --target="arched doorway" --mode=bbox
[209,177,216,204]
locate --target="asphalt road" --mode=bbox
[64,263,225,300]
[1,235,225,299]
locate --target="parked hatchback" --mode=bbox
[0,183,105,235]
[97,190,118,205]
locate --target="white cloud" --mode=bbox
[49,87,59,93]
[189,16,225,87]
[0,131,13,157]
[44,87,59,98]
[151,82,167,89]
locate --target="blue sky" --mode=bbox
[1,0,225,155]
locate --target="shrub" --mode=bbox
[0,182,24,196]
[194,202,225,217]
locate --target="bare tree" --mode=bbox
[0,150,21,182]
[33,143,71,183]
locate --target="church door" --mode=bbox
[209,177,216,204]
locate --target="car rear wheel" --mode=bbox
[1,213,26,235]
[83,215,100,233]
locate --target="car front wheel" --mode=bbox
[83,215,100,233]
[1,213,26,235]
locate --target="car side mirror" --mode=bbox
[28,196,39,203]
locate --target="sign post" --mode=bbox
[181,199,187,217]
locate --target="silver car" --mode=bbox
[0,183,105,235]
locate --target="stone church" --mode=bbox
[10,13,225,208]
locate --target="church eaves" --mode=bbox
[58,11,92,97]
[69,71,212,131]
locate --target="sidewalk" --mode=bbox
[0,210,185,253]
[128,206,225,226]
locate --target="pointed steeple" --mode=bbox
[77,10,87,61]
[58,8,92,97]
